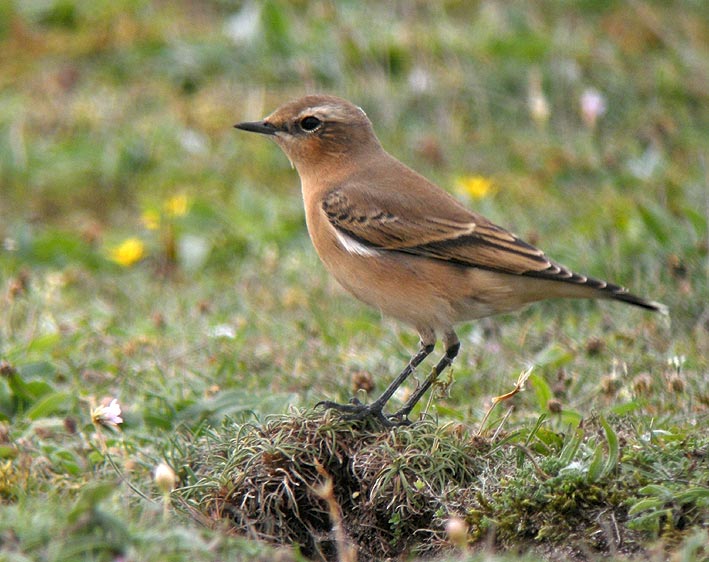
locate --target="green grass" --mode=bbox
[1,1,708,560]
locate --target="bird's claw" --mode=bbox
[315,397,362,412]
[387,410,413,426]
[316,399,412,427]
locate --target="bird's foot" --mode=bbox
[388,406,414,426]
[316,398,411,427]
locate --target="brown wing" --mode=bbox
[322,182,558,276]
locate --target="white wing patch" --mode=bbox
[335,230,381,257]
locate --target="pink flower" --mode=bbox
[91,398,123,430]
[580,88,607,129]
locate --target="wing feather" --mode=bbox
[322,184,555,276]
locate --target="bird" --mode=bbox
[234,94,667,427]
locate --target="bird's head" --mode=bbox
[235,95,381,173]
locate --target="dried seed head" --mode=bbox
[585,337,605,356]
[632,373,653,396]
[600,375,621,396]
[351,370,375,394]
[666,374,685,394]
[547,399,563,414]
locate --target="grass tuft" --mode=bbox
[169,411,709,561]
[174,410,485,560]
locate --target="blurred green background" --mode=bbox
[2,0,707,285]
[0,1,707,560]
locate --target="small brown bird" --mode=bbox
[235,95,666,426]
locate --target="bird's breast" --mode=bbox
[301,199,465,331]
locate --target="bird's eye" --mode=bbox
[299,116,322,132]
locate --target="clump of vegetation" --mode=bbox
[465,418,709,560]
[176,411,483,560]
[171,412,709,561]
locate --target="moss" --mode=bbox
[463,419,709,559]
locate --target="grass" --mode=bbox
[1,0,708,560]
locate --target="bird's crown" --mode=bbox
[265,94,370,133]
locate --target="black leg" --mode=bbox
[317,342,435,426]
[390,341,460,423]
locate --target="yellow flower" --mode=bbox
[109,238,145,267]
[0,460,17,495]
[164,193,190,217]
[454,175,495,199]
[141,209,160,230]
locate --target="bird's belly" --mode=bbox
[324,250,551,325]
[314,240,465,331]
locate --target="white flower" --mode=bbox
[91,398,123,430]
[209,324,236,339]
[224,2,261,45]
[528,70,550,126]
[668,355,686,371]
[408,67,432,94]
[580,88,607,129]
[529,92,550,125]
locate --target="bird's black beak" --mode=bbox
[234,120,278,135]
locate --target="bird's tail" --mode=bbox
[523,267,668,315]
[605,286,668,315]
[572,272,668,315]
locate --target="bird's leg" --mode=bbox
[317,341,435,426]
[390,332,460,423]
